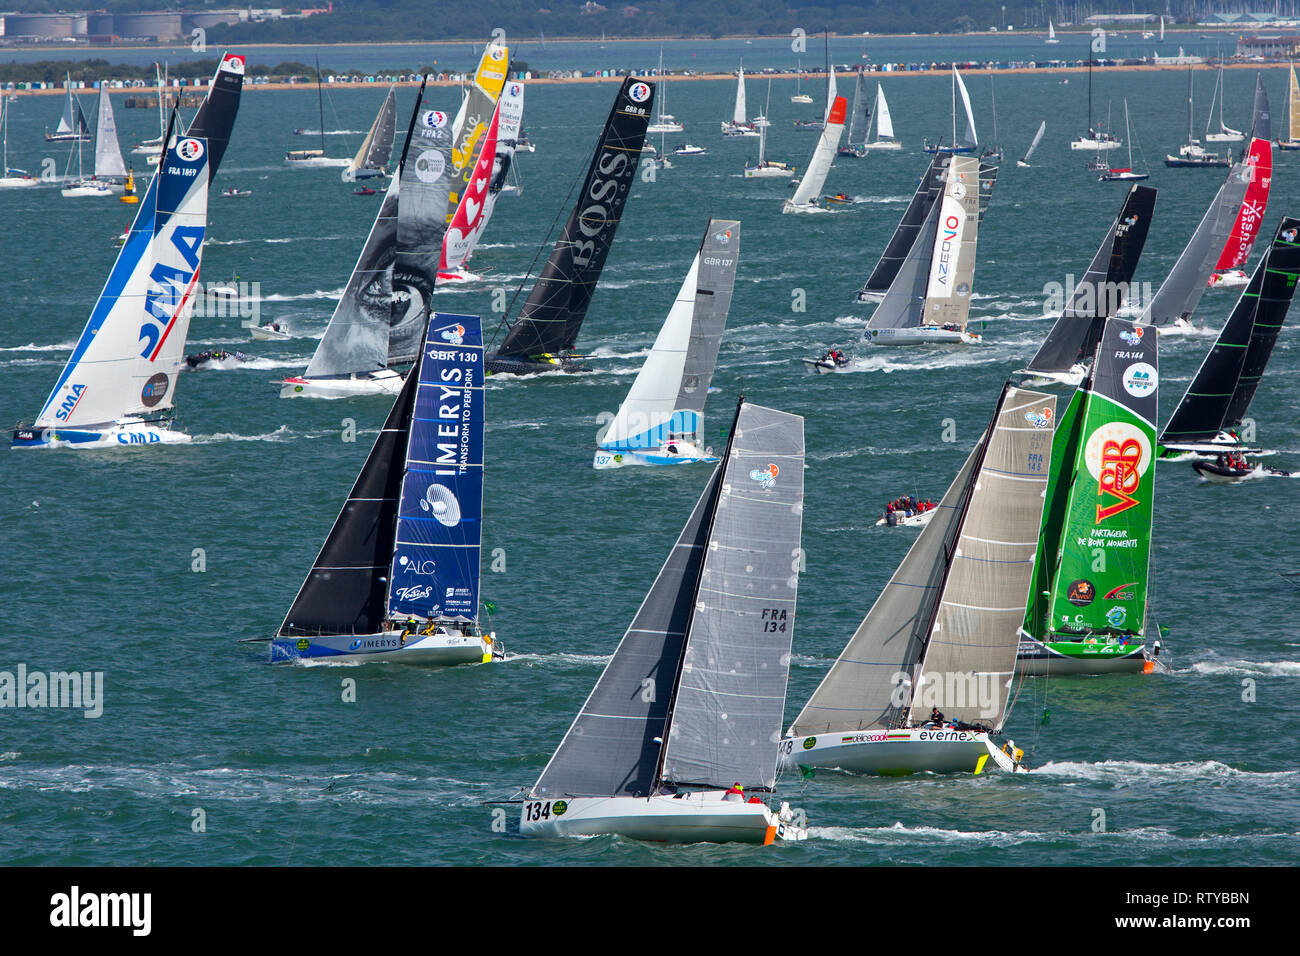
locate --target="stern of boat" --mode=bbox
[518,792,806,844]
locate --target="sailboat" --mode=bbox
[1099,99,1149,181]
[44,75,91,143]
[744,81,793,177]
[131,64,167,162]
[1204,65,1244,142]
[791,59,814,104]
[795,34,835,130]
[61,83,124,197]
[1020,185,1157,387]
[1070,54,1121,150]
[12,53,245,450]
[439,79,524,284]
[485,77,653,376]
[837,68,871,158]
[720,63,758,137]
[1046,19,1060,44]
[647,50,683,134]
[341,86,397,182]
[1276,62,1300,150]
[518,398,808,843]
[862,155,982,343]
[282,80,455,398]
[858,84,901,150]
[782,96,846,214]
[782,381,1055,775]
[1140,158,1252,330]
[0,98,37,188]
[446,37,509,229]
[284,58,350,168]
[1016,120,1046,167]
[856,153,951,303]
[272,312,501,665]
[1166,67,1229,168]
[1017,316,1162,676]
[1210,79,1272,289]
[1160,219,1300,482]
[923,66,978,154]
[594,219,739,469]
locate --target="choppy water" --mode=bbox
[2,48,1298,865]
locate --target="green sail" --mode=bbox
[1046,317,1158,638]
[1023,387,1086,638]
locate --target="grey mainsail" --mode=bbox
[675,219,740,426]
[909,386,1055,729]
[660,403,805,791]
[94,86,126,179]
[304,177,399,378]
[790,443,978,735]
[393,100,455,364]
[1139,162,1250,327]
[977,160,997,223]
[532,445,725,799]
[350,85,397,176]
[857,152,951,300]
[864,199,941,330]
[791,385,1055,735]
[846,69,870,147]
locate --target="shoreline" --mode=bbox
[5,58,1285,97]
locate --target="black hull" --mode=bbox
[1165,158,1230,168]
[485,354,591,376]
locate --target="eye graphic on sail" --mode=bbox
[420,484,463,526]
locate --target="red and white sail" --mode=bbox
[1211,137,1272,282]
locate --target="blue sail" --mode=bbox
[387,313,485,622]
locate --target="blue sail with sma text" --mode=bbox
[387,312,485,622]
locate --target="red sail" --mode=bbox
[1214,137,1272,273]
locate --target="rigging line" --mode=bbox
[486,125,603,352]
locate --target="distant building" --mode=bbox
[1084,14,1156,26]
[1240,34,1300,57]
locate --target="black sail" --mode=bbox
[278,356,419,637]
[857,152,951,300]
[1162,219,1300,445]
[1027,185,1156,374]
[185,52,245,183]
[495,77,654,361]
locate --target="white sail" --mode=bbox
[733,67,747,125]
[94,85,127,179]
[1022,120,1046,163]
[923,155,981,328]
[1048,20,1057,41]
[954,67,978,145]
[599,253,700,450]
[790,96,846,205]
[825,66,838,122]
[875,84,894,140]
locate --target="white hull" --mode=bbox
[0,176,38,189]
[859,140,902,151]
[518,792,806,844]
[280,368,405,398]
[1205,132,1244,143]
[647,122,684,134]
[781,729,1022,775]
[744,163,795,178]
[856,289,885,304]
[1157,317,1200,337]
[791,94,814,104]
[435,268,483,285]
[593,439,716,469]
[1070,137,1121,150]
[865,326,981,345]
[60,182,114,198]
[1208,269,1249,289]
[248,325,291,342]
[782,199,830,215]
[341,166,387,183]
[1018,363,1088,388]
[13,419,190,449]
[875,509,934,528]
[800,357,851,374]
[271,627,499,665]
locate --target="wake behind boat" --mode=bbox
[272,312,501,665]
[594,219,739,469]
